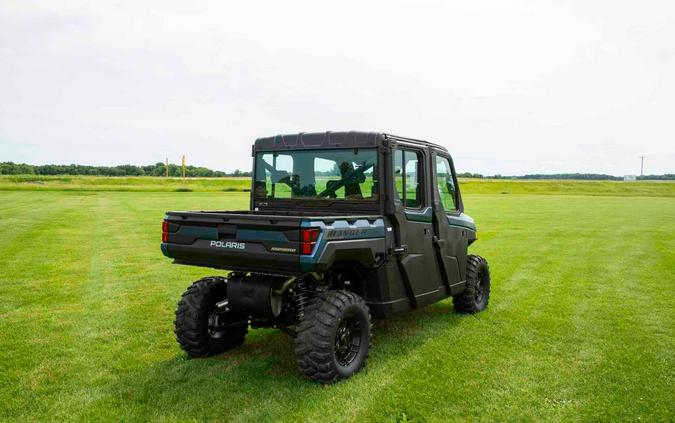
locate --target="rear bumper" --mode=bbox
[162,241,301,274]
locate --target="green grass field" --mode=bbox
[1,187,673,421]
[2,175,675,197]
[0,175,253,192]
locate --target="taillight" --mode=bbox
[162,220,169,243]
[300,228,320,255]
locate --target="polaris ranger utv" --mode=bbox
[162,131,490,383]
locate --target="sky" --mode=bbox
[1,0,674,176]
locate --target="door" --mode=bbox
[431,153,468,294]
[391,147,446,307]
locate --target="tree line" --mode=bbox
[458,172,675,181]
[0,162,672,180]
[0,162,251,177]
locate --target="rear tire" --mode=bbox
[294,290,372,383]
[453,255,490,313]
[174,277,248,357]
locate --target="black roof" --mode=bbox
[254,131,447,153]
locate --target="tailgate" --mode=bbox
[161,211,303,274]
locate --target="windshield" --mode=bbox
[254,149,378,202]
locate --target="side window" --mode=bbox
[435,156,457,212]
[393,150,403,201]
[392,149,422,208]
[404,151,421,208]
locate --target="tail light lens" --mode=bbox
[300,228,320,255]
[162,220,169,242]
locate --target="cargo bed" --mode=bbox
[162,210,382,274]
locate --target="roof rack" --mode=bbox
[253,131,448,153]
[383,134,448,152]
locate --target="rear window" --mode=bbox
[254,149,379,202]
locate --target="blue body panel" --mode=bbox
[300,218,386,272]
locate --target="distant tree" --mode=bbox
[517,173,622,181]
[0,162,34,175]
[637,174,675,180]
[1,161,671,180]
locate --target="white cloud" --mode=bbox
[0,0,673,175]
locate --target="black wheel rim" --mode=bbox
[334,311,362,367]
[474,271,484,304]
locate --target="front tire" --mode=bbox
[453,255,491,313]
[174,277,248,358]
[294,290,372,383]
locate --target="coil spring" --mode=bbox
[294,279,311,319]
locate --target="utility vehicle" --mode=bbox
[162,131,491,383]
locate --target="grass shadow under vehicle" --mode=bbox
[83,300,467,421]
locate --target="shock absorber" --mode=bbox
[293,278,311,320]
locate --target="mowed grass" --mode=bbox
[2,175,674,197]
[0,190,673,422]
[0,175,252,192]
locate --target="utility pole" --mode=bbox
[165,157,169,177]
[181,155,186,179]
[639,155,645,176]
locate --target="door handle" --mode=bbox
[390,245,408,255]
